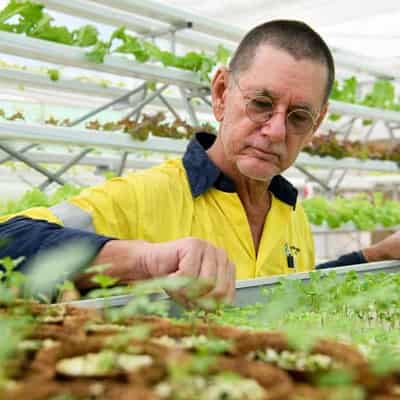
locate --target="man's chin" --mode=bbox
[236,162,279,182]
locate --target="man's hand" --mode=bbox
[143,237,236,306]
[79,237,236,305]
[362,231,400,262]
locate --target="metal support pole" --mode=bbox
[342,118,356,140]
[39,148,93,190]
[158,93,181,120]
[384,122,396,140]
[0,143,66,186]
[388,123,400,130]
[200,96,212,107]
[333,118,355,136]
[295,165,332,192]
[0,143,37,164]
[124,84,169,120]
[117,152,129,176]
[325,168,336,190]
[131,85,148,121]
[143,21,192,40]
[324,118,356,186]
[170,31,176,54]
[364,121,377,141]
[332,169,349,195]
[68,83,147,127]
[179,87,199,126]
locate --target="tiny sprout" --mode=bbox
[91,274,119,289]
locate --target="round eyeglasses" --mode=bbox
[231,73,318,136]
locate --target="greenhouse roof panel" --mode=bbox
[165,0,400,59]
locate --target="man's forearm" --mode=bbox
[75,239,152,289]
[0,216,112,271]
[316,251,367,270]
[316,235,400,270]
[361,246,386,263]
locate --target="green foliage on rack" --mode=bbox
[330,76,400,122]
[89,30,229,82]
[46,68,59,81]
[2,0,400,116]
[0,0,98,47]
[0,184,82,216]
[303,192,400,230]
[329,77,358,121]
[0,0,230,82]
[87,26,221,82]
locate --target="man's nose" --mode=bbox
[259,112,287,142]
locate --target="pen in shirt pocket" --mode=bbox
[284,243,296,270]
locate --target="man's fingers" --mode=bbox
[165,288,193,309]
[177,239,204,279]
[206,250,236,303]
[166,269,210,304]
[156,238,236,310]
[226,261,236,303]
[197,244,218,289]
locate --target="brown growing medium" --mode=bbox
[213,356,293,400]
[1,305,400,399]
[368,374,400,398]
[312,339,376,388]
[290,383,340,400]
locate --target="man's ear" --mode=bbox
[211,66,229,122]
[302,103,328,147]
[314,102,328,131]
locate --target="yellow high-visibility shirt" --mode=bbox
[0,133,315,278]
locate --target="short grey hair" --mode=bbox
[229,20,335,103]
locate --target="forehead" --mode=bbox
[236,44,328,108]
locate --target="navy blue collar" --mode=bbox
[182,132,298,209]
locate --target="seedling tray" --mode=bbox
[65,260,400,309]
[234,260,400,306]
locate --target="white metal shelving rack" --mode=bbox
[0,31,205,89]
[0,20,211,187]
[42,0,400,79]
[0,0,400,194]
[0,68,211,114]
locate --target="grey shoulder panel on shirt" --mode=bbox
[50,201,94,232]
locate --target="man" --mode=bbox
[0,20,398,303]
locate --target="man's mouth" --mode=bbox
[248,147,280,162]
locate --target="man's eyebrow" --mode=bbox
[253,88,278,101]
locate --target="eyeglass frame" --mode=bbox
[228,70,320,136]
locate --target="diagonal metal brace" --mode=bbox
[0,143,37,164]
[39,148,93,190]
[0,142,66,186]
[124,84,169,120]
[68,83,147,127]
[295,165,332,193]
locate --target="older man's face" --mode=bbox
[213,43,328,182]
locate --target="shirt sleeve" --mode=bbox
[0,216,113,271]
[316,251,367,270]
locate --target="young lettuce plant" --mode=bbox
[0,256,26,298]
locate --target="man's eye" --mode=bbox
[291,112,308,122]
[250,99,273,111]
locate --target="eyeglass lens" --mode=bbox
[246,98,314,135]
